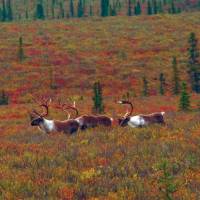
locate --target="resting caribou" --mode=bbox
[117,100,165,128]
[30,98,79,134]
[61,102,113,130]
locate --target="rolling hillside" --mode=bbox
[1,12,200,104]
[0,12,200,199]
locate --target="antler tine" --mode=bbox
[56,99,72,119]
[32,96,47,117]
[56,99,78,119]
[73,101,76,108]
[45,98,52,105]
[63,106,79,118]
[56,98,62,109]
[62,101,79,118]
[117,100,133,118]
[66,110,71,120]
[39,97,51,117]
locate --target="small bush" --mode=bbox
[0,90,9,105]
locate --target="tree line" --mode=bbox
[0,0,199,22]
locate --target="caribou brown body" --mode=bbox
[63,103,113,130]
[140,112,165,125]
[53,120,79,134]
[75,115,113,130]
[30,98,79,134]
[117,100,165,128]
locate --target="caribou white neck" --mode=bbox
[39,118,56,133]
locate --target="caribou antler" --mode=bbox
[63,101,79,118]
[57,100,78,119]
[33,97,51,117]
[117,100,133,118]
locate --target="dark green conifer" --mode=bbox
[7,0,13,21]
[127,0,132,16]
[179,82,190,111]
[187,32,200,93]
[36,3,45,19]
[70,0,74,17]
[93,81,104,113]
[78,0,84,17]
[0,90,9,105]
[142,76,149,96]
[159,73,165,95]
[2,0,6,21]
[147,0,152,15]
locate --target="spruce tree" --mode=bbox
[92,81,104,113]
[159,73,165,95]
[36,3,45,19]
[142,76,149,96]
[134,1,141,15]
[158,0,164,13]
[177,7,181,13]
[18,36,24,62]
[179,82,190,111]
[172,57,180,95]
[25,8,29,19]
[2,0,6,21]
[0,90,9,105]
[45,0,49,19]
[110,4,117,16]
[77,0,84,17]
[127,0,132,16]
[83,0,86,15]
[147,0,152,15]
[152,0,157,14]
[0,8,2,21]
[51,0,55,19]
[59,2,65,18]
[70,0,74,17]
[170,0,176,14]
[101,0,104,16]
[89,4,93,16]
[187,32,200,93]
[101,0,110,17]
[7,0,13,21]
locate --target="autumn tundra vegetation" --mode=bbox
[0,0,200,198]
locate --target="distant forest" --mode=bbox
[0,0,200,21]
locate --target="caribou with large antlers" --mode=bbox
[30,98,79,134]
[61,102,113,130]
[117,100,165,127]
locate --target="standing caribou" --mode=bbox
[30,98,79,134]
[61,102,113,130]
[117,100,165,128]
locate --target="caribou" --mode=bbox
[30,98,79,134]
[117,100,165,128]
[61,102,113,130]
